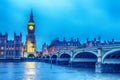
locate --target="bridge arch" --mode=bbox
[42,56,45,59]
[28,54,35,58]
[103,49,120,63]
[46,55,50,59]
[40,56,45,61]
[44,55,50,63]
[72,51,97,68]
[73,51,98,58]
[51,54,57,59]
[51,54,58,64]
[58,53,71,65]
[59,53,71,58]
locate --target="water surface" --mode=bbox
[0,62,119,80]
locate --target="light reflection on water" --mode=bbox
[0,62,119,80]
[24,62,36,80]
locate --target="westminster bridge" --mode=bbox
[40,45,120,73]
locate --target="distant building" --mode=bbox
[36,51,42,57]
[0,33,22,59]
[85,36,120,47]
[42,36,120,55]
[42,43,49,55]
[42,37,81,55]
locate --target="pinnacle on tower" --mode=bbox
[29,9,34,22]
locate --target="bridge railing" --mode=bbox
[103,59,120,64]
[73,58,97,62]
[58,58,70,61]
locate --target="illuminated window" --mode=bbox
[1,52,4,55]
[27,40,35,52]
[1,47,4,50]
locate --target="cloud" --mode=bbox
[0,0,120,50]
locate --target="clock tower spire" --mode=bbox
[29,10,34,22]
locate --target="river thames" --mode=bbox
[0,62,119,80]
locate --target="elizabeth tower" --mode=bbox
[26,10,36,55]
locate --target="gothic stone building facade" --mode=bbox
[42,37,81,55]
[0,33,22,59]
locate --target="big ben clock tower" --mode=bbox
[26,10,36,57]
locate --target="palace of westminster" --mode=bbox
[0,11,36,59]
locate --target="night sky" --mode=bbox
[0,0,120,51]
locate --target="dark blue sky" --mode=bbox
[0,0,120,51]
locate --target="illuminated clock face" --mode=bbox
[29,26,34,30]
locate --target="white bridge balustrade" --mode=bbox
[73,58,97,62]
[103,59,120,64]
[58,58,70,61]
